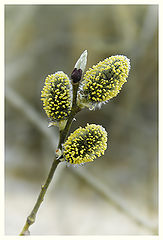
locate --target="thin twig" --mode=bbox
[18,80,81,235]
[19,158,60,235]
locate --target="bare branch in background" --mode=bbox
[5,86,58,147]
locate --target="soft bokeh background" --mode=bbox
[5,5,158,235]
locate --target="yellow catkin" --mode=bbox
[78,55,130,108]
[41,71,72,124]
[63,124,107,166]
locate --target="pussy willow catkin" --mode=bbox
[41,71,72,129]
[78,55,130,109]
[63,124,107,166]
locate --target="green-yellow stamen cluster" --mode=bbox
[79,55,130,108]
[63,124,107,165]
[41,71,72,123]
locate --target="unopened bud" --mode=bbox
[71,50,87,83]
[71,68,82,83]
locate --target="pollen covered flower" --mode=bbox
[41,71,72,129]
[63,124,107,166]
[78,55,130,109]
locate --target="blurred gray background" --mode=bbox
[5,5,158,235]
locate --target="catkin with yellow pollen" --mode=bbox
[78,55,130,109]
[41,71,72,129]
[63,124,107,166]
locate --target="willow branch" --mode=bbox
[19,81,80,235]
[19,158,60,235]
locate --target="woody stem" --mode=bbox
[19,81,80,236]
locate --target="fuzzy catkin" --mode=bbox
[63,124,107,165]
[41,71,72,127]
[78,55,130,109]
